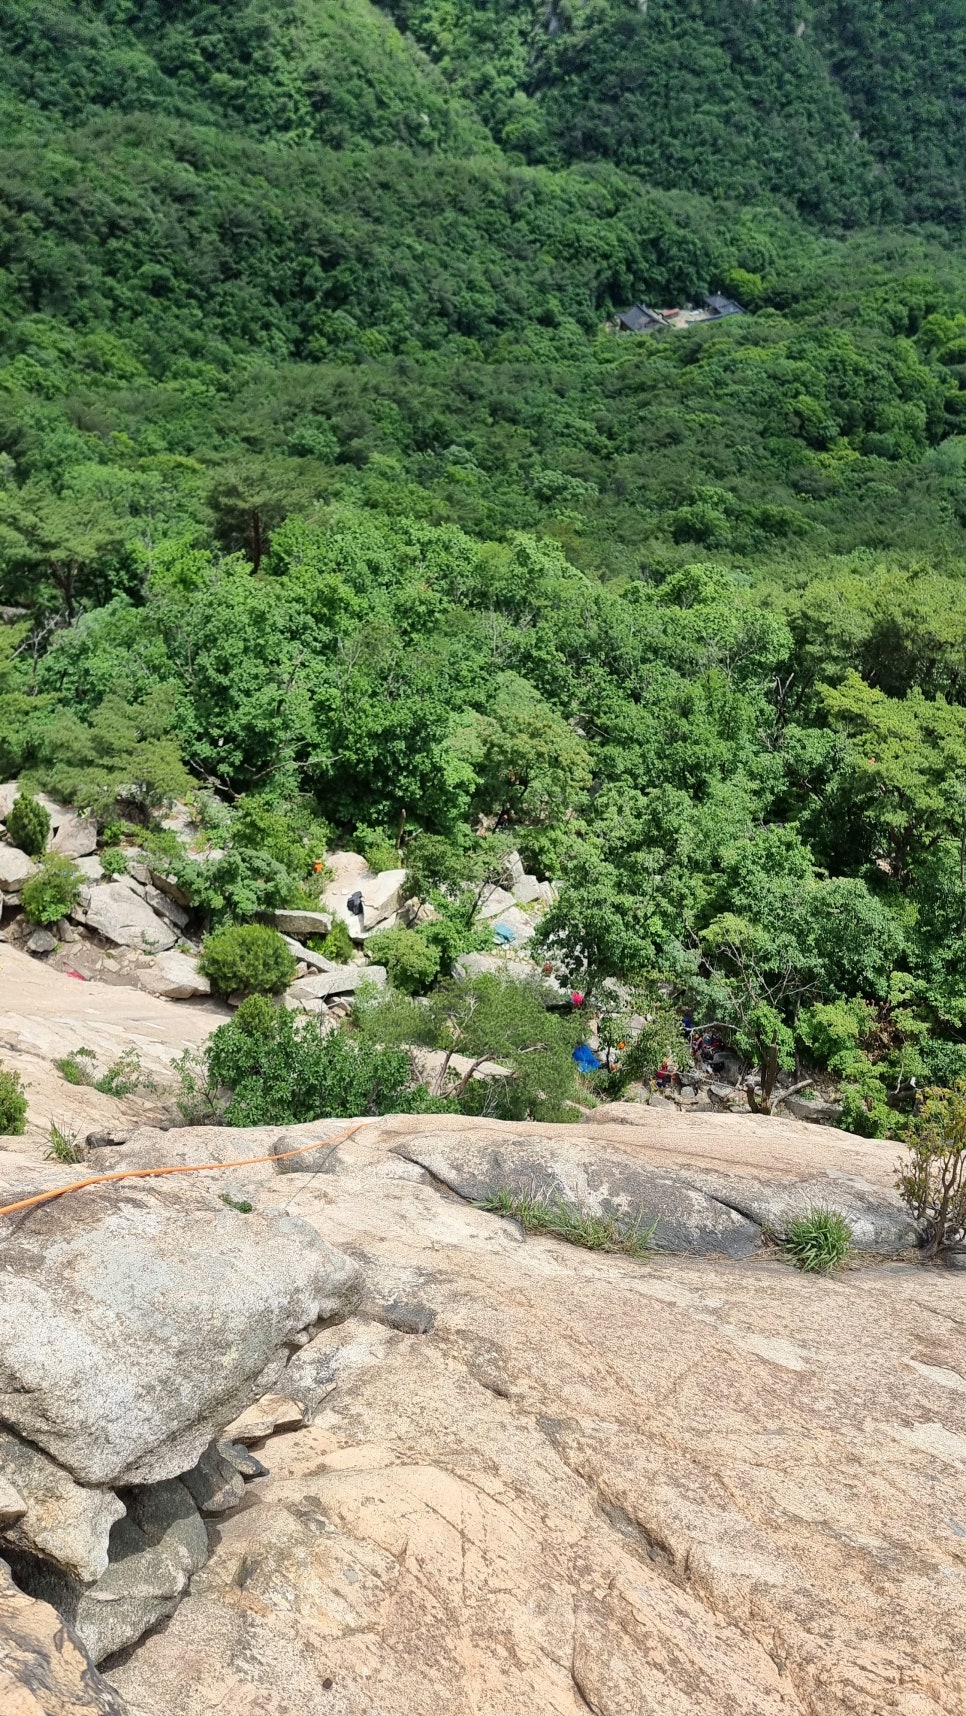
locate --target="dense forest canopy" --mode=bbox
[3,0,966,1128]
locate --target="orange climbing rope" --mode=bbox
[0,1120,368,1222]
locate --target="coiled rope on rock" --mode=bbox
[0,1120,367,1221]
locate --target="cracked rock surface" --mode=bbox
[100,1114,965,1716]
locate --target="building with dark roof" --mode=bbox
[615,303,665,333]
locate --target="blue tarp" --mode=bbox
[573,1043,603,1073]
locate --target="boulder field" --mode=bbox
[0,1108,964,1715]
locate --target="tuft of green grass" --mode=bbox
[55,1047,97,1086]
[47,1120,82,1164]
[219,1193,254,1214]
[479,1187,657,1258]
[784,1208,853,1273]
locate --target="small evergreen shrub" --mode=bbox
[366,925,440,994]
[0,1064,27,1134]
[22,855,82,925]
[199,923,297,996]
[784,1209,853,1273]
[7,794,51,857]
[94,1047,150,1096]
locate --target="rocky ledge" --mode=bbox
[1,1110,963,1715]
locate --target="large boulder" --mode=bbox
[360,868,407,931]
[0,846,38,890]
[288,964,387,1002]
[82,885,178,953]
[137,949,210,1000]
[0,1555,129,1713]
[0,1432,124,1583]
[0,1180,361,1486]
[475,884,517,921]
[266,908,332,939]
[50,817,98,859]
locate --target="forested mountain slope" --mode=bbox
[2,0,966,1134]
[383,0,966,228]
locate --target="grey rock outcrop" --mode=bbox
[51,816,98,859]
[10,1475,209,1665]
[83,885,178,953]
[393,1129,761,1257]
[144,886,191,931]
[0,1181,361,1486]
[0,1555,130,1713]
[0,846,38,890]
[138,949,210,1000]
[288,964,386,1003]
[266,908,332,939]
[0,1433,124,1583]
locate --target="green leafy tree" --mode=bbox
[360,973,583,1121]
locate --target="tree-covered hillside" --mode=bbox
[383,0,966,227]
[2,0,966,1131]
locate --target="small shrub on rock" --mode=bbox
[315,919,355,963]
[0,1063,27,1134]
[99,846,128,877]
[7,793,50,857]
[199,924,297,996]
[366,926,440,994]
[898,1081,966,1261]
[22,855,82,925]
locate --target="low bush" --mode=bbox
[897,1082,966,1261]
[199,924,297,996]
[200,995,451,1125]
[0,1064,27,1134]
[93,1047,151,1097]
[366,926,441,994]
[22,855,82,925]
[99,846,128,877]
[314,919,355,963]
[784,1209,853,1272]
[359,973,584,1122]
[6,794,51,858]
